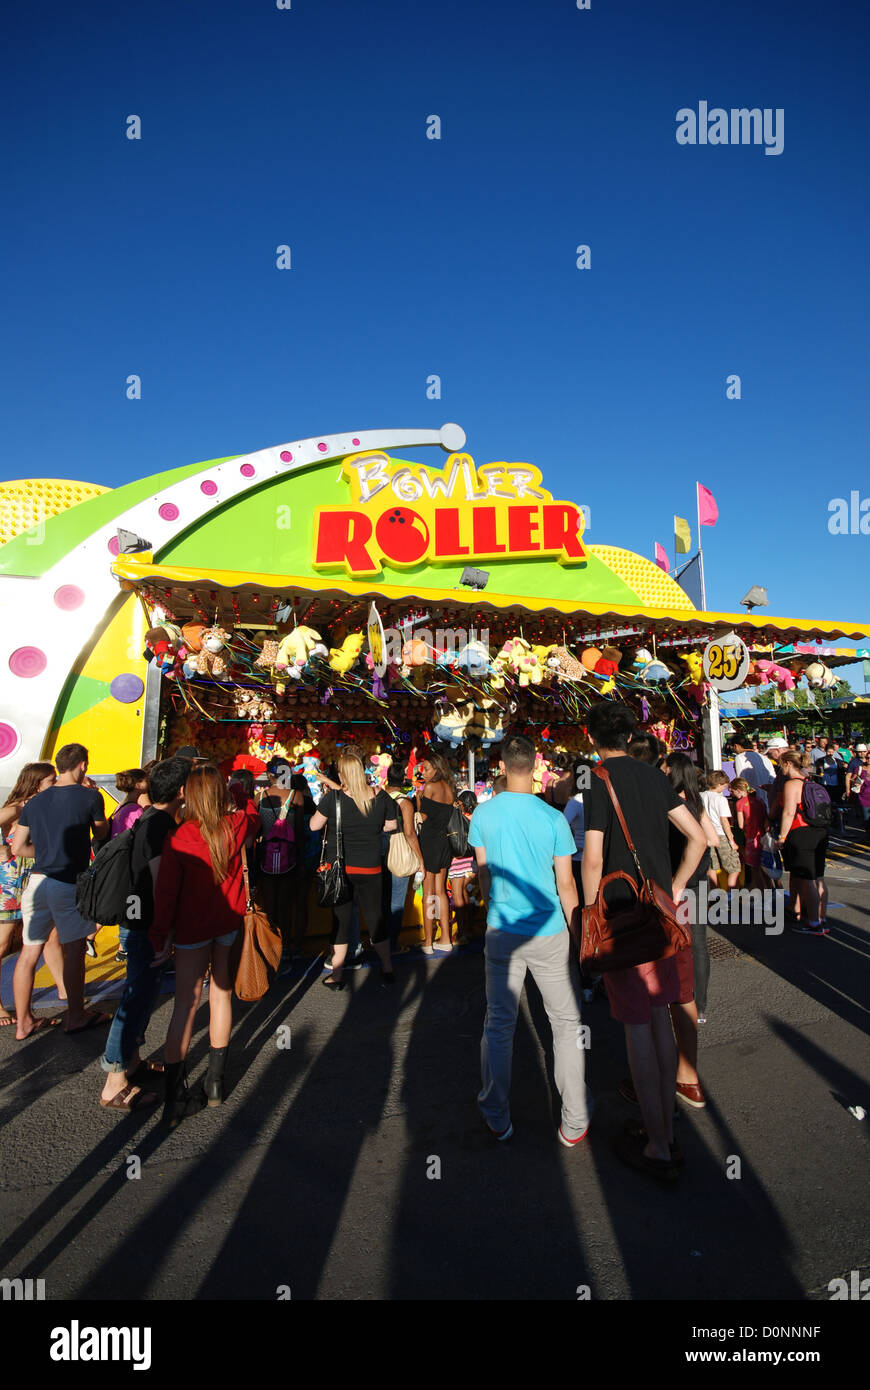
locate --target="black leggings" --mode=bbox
[333,872,386,946]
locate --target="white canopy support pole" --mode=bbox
[703,686,722,770]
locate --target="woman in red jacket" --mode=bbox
[150,764,257,1127]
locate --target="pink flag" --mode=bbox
[654,542,670,572]
[697,483,718,526]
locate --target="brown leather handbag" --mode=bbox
[233,846,282,1002]
[580,766,691,973]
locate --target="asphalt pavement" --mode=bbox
[1,834,868,1302]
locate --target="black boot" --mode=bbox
[201,1046,228,1107]
[162,1061,207,1129]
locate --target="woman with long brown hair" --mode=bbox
[777,750,830,934]
[149,764,258,1126]
[0,763,63,1023]
[414,752,457,954]
[309,749,398,990]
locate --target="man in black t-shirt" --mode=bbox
[582,704,705,1184]
[11,743,109,1039]
[98,758,187,1111]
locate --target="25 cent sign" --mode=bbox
[703,632,750,691]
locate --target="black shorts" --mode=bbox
[783,827,828,880]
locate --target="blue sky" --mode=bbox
[3,0,869,666]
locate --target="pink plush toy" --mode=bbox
[755,659,796,691]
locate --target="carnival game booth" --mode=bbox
[2,423,869,941]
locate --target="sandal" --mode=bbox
[624,1119,685,1166]
[613,1130,680,1183]
[100,1084,158,1111]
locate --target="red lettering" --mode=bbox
[542,504,585,560]
[314,510,376,574]
[507,505,540,553]
[433,508,468,558]
[471,506,506,555]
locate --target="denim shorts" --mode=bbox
[175,930,238,950]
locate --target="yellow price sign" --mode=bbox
[703,632,750,691]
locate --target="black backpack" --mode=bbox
[75,818,146,926]
[801,780,832,830]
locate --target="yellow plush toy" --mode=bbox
[680,651,704,684]
[329,632,365,674]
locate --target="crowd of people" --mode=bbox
[0,715,865,1180]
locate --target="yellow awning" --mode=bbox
[111,557,870,644]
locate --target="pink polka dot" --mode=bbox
[280,451,293,463]
[0,723,20,760]
[54,585,85,611]
[240,464,255,478]
[107,536,120,556]
[200,480,218,496]
[9,647,47,678]
[317,442,328,452]
[352,438,360,446]
[159,503,179,522]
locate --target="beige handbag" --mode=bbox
[387,829,419,877]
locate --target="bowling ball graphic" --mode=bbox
[375,507,430,565]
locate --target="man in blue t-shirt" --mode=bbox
[11,742,110,1039]
[468,734,588,1148]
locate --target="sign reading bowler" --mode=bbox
[313,452,587,578]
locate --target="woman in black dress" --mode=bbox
[309,750,397,989]
[414,753,456,954]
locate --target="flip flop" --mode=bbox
[15,1016,63,1040]
[100,1084,158,1112]
[66,1010,113,1035]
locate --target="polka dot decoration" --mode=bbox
[159,503,179,522]
[352,438,360,446]
[589,546,697,611]
[240,464,255,478]
[54,585,85,611]
[0,478,109,547]
[0,722,21,760]
[107,535,120,556]
[9,646,47,678]
[110,674,144,704]
[317,442,328,452]
[200,480,218,496]
[280,451,293,463]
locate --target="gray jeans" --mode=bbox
[479,928,589,1138]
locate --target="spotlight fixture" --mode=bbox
[459,567,490,591]
[740,585,769,611]
[115,529,152,554]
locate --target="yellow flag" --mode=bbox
[674,515,691,554]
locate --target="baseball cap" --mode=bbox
[856,743,868,752]
[766,737,788,749]
[176,745,200,760]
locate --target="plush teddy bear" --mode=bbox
[548,646,586,681]
[592,645,622,694]
[145,623,184,675]
[189,625,231,680]
[329,632,366,675]
[804,660,836,690]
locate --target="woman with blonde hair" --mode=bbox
[149,764,258,1126]
[309,749,398,989]
[413,752,457,954]
[777,750,830,935]
[0,763,62,1023]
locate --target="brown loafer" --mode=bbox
[676,1081,706,1108]
[100,1084,158,1112]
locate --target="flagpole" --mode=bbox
[696,482,707,611]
